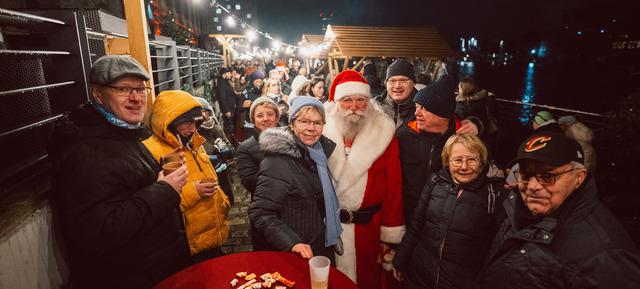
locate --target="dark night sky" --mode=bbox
[257,0,631,46]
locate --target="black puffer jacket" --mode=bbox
[477,177,640,289]
[237,133,262,195]
[396,119,457,226]
[394,166,508,289]
[248,127,335,258]
[48,104,192,289]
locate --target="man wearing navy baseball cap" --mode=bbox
[477,132,640,288]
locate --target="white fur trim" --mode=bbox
[336,223,357,282]
[380,225,406,244]
[333,81,371,101]
[323,103,395,210]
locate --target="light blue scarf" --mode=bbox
[306,141,343,247]
[92,102,142,129]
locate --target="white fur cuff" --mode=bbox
[380,225,406,244]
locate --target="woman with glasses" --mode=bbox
[249,97,342,261]
[392,133,508,289]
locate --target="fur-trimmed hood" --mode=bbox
[259,127,336,159]
[456,89,489,102]
[259,127,302,158]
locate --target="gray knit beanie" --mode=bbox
[249,96,279,124]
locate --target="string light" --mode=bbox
[211,0,299,49]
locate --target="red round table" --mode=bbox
[154,251,359,289]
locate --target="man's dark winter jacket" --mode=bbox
[237,133,262,195]
[394,166,508,289]
[396,119,458,225]
[373,88,418,128]
[477,177,640,289]
[248,127,335,258]
[48,104,192,289]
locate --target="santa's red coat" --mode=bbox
[324,102,405,289]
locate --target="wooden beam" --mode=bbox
[327,57,334,77]
[123,0,154,122]
[352,57,367,71]
[342,56,350,71]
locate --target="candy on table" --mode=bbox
[275,275,295,287]
[230,278,239,287]
[236,272,248,278]
[251,283,262,289]
[260,273,272,281]
[245,273,257,281]
[274,286,286,289]
[262,280,274,288]
[237,279,257,289]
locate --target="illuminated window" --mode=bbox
[226,5,231,9]
[216,8,221,14]
[235,4,241,10]
[247,13,252,19]
[213,17,219,22]
[216,26,222,31]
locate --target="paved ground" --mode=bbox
[221,162,253,254]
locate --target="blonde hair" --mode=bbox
[441,133,488,169]
[261,79,282,96]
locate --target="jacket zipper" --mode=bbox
[425,143,436,180]
[435,187,464,289]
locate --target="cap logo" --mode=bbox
[524,135,552,152]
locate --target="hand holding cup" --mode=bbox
[195,177,218,198]
[158,164,187,192]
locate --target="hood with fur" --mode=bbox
[259,127,302,159]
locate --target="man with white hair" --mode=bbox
[324,70,405,289]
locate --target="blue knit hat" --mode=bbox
[413,74,456,118]
[288,96,325,123]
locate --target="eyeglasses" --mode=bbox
[105,85,151,96]
[296,119,324,128]
[449,157,479,168]
[387,78,412,85]
[514,168,579,186]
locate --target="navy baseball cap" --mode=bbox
[509,132,584,167]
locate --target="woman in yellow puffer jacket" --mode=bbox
[143,90,230,261]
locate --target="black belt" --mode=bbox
[339,203,382,224]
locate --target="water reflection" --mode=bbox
[519,62,536,125]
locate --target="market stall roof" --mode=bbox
[299,34,328,58]
[325,25,456,58]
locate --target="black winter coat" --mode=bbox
[248,128,336,258]
[237,133,262,195]
[48,105,192,289]
[396,119,457,226]
[394,166,508,289]
[216,77,238,115]
[477,177,640,289]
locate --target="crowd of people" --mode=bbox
[48,54,639,289]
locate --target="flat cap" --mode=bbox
[90,55,150,85]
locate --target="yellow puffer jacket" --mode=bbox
[143,90,230,255]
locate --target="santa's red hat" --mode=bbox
[329,70,371,102]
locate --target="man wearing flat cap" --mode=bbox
[48,55,192,289]
[477,132,640,288]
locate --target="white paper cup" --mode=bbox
[309,256,330,289]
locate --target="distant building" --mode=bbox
[212,0,258,35]
[320,10,333,32]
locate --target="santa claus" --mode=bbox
[324,70,405,289]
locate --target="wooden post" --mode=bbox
[327,57,334,78]
[123,0,155,123]
[342,56,350,71]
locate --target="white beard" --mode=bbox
[335,106,373,141]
